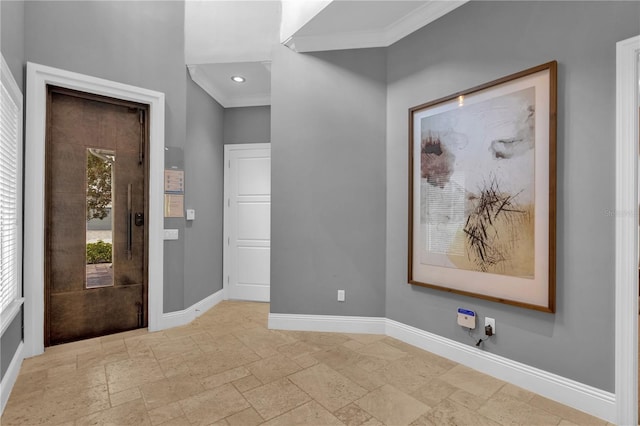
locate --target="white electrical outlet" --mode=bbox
[337,290,345,302]
[485,317,496,335]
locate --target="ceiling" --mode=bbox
[186,0,467,108]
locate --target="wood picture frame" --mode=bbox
[408,61,557,312]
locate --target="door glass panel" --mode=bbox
[86,148,115,288]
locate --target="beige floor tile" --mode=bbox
[409,413,438,426]
[334,402,373,426]
[343,339,366,351]
[47,362,77,377]
[232,375,263,393]
[201,366,251,390]
[439,364,504,399]
[140,373,205,410]
[448,388,487,410]
[293,331,352,349]
[234,327,296,358]
[42,383,111,423]
[179,383,250,426]
[75,399,151,425]
[334,363,386,391]
[356,340,408,361]
[293,353,320,369]
[277,340,321,358]
[345,333,387,345]
[312,345,361,370]
[424,399,500,426]
[109,387,142,407]
[186,347,261,379]
[289,363,368,412]
[247,353,302,384]
[558,420,581,426]
[101,338,127,353]
[106,357,165,394]
[45,364,107,391]
[2,301,604,426]
[497,383,536,402]
[529,394,606,425]
[225,407,264,426]
[410,377,457,406]
[262,401,343,425]
[9,369,47,398]
[20,352,77,375]
[355,384,429,426]
[478,392,562,426]
[157,416,192,426]
[361,417,386,426]
[243,378,311,420]
[77,348,130,370]
[371,356,443,394]
[151,336,201,361]
[157,353,192,378]
[0,391,52,425]
[148,401,185,425]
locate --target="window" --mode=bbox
[0,53,23,332]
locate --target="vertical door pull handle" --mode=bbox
[127,183,133,260]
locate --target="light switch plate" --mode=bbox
[186,209,195,221]
[457,308,476,329]
[163,229,179,240]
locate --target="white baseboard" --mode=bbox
[268,313,386,334]
[268,313,615,423]
[158,288,224,330]
[0,342,24,415]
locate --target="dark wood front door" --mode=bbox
[45,86,148,346]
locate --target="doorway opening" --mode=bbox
[44,86,149,346]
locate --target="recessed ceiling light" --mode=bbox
[231,76,246,83]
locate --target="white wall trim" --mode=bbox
[188,65,270,108]
[157,288,225,330]
[285,1,467,53]
[269,313,615,423]
[24,62,165,358]
[385,319,615,423]
[615,34,640,426]
[268,313,386,334]
[0,342,24,414]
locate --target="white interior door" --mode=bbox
[224,144,271,302]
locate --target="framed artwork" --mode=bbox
[408,61,557,312]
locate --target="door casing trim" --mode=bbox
[615,34,640,425]
[25,62,165,357]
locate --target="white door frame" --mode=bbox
[223,143,271,301]
[615,34,640,425]
[24,63,165,358]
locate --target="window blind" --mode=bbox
[0,54,22,318]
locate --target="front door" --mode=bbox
[45,86,148,346]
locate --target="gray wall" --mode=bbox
[24,0,188,313]
[23,1,226,313]
[270,46,387,317]
[224,106,271,144]
[386,1,640,393]
[184,77,225,307]
[0,0,25,383]
[1,0,25,91]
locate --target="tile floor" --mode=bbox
[2,301,609,425]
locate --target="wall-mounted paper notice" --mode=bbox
[164,169,184,193]
[164,194,184,218]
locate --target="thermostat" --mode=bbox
[457,308,476,329]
